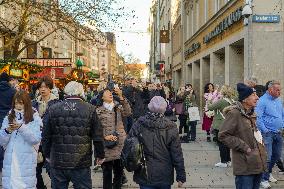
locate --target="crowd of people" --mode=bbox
[0,71,284,189]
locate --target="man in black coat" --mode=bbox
[123,78,149,132]
[0,72,16,172]
[42,81,105,189]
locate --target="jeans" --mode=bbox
[102,159,124,189]
[187,121,197,140]
[262,132,283,181]
[235,174,262,189]
[50,167,92,189]
[140,185,171,189]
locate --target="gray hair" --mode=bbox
[64,81,84,97]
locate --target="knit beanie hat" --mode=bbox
[0,72,10,82]
[237,83,256,101]
[148,96,167,114]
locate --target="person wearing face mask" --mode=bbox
[32,76,60,189]
[96,87,131,189]
[0,90,42,189]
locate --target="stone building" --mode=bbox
[176,0,284,106]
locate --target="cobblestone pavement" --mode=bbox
[1,124,284,188]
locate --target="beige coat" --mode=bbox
[96,99,131,162]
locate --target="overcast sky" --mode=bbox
[115,0,152,63]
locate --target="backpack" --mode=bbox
[121,133,146,172]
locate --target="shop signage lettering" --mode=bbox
[22,58,72,67]
[184,42,201,57]
[10,69,23,77]
[252,15,280,23]
[203,7,243,44]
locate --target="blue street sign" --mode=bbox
[252,15,280,23]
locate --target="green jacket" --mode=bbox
[208,98,232,130]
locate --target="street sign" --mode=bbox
[252,15,280,23]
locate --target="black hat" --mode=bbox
[237,83,256,101]
[0,72,10,82]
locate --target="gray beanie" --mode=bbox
[148,96,167,114]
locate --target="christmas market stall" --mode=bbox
[0,59,43,89]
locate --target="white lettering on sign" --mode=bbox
[22,58,72,67]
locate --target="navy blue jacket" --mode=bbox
[0,81,16,125]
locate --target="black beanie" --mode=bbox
[0,72,10,82]
[237,83,256,101]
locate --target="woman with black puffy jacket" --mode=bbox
[128,96,186,189]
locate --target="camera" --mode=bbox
[106,74,116,91]
[242,3,252,18]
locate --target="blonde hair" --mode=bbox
[220,85,237,99]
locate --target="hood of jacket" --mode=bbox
[141,111,171,130]
[0,81,12,91]
[223,101,256,119]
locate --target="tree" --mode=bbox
[0,0,130,58]
[124,64,146,81]
[122,53,141,64]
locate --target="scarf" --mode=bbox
[103,102,115,111]
[37,93,58,117]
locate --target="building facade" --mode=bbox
[156,0,284,106]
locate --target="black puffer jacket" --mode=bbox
[128,112,186,186]
[0,81,16,124]
[42,97,104,169]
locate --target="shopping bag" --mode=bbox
[188,107,200,121]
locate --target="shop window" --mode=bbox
[26,41,37,58]
[42,47,52,58]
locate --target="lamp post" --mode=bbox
[242,0,253,79]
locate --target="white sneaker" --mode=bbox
[227,161,232,167]
[214,162,228,168]
[269,174,277,183]
[260,181,271,189]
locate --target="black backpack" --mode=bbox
[121,133,146,172]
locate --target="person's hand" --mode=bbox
[104,135,118,141]
[96,158,105,165]
[114,88,123,99]
[246,148,252,154]
[7,123,21,133]
[178,181,183,188]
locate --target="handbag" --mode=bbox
[174,102,184,115]
[188,107,200,121]
[104,131,119,149]
[104,106,119,149]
